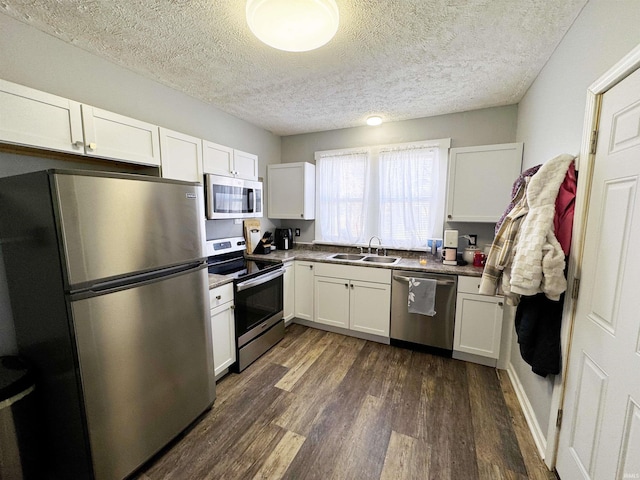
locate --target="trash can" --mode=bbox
[0,356,40,479]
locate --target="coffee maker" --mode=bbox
[275,228,294,250]
[442,229,458,265]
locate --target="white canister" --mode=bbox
[462,246,480,264]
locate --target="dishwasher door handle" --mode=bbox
[392,274,456,287]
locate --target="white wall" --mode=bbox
[512,0,640,447]
[0,13,281,355]
[280,105,519,243]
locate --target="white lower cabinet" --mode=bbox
[453,276,503,362]
[283,262,295,323]
[314,276,350,328]
[209,283,236,378]
[313,263,391,338]
[294,261,315,321]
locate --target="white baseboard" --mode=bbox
[506,362,547,460]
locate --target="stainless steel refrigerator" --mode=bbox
[0,170,215,480]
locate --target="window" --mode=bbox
[315,139,450,249]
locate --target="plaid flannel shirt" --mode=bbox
[479,178,529,302]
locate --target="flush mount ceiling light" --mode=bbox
[246,0,339,52]
[366,116,383,126]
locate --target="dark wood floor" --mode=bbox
[137,324,557,480]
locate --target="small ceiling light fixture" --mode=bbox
[246,0,339,52]
[366,116,383,126]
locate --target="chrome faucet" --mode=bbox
[368,236,382,255]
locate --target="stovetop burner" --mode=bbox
[206,236,281,282]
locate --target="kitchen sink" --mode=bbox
[329,253,400,265]
[362,256,400,264]
[330,253,366,261]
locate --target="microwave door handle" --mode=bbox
[247,188,254,213]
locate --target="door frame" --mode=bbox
[546,42,640,469]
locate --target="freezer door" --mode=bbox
[71,267,214,480]
[53,173,206,288]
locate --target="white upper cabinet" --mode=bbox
[81,105,161,166]
[0,79,162,166]
[159,128,203,182]
[0,79,85,155]
[232,149,259,180]
[446,142,523,222]
[268,162,315,219]
[203,141,258,180]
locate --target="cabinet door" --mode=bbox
[81,105,161,166]
[283,263,295,322]
[349,280,391,337]
[446,143,522,222]
[233,149,259,180]
[268,163,315,219]
[210,302,236,377]
[159,128,203,182]
[0,79,84,154]
[202,141,234,176]
[294,261,315,321]
[314,276,350,329]
[453,292,503,359]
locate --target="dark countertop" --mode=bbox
[209,247,484,289]
[245,249,484,276]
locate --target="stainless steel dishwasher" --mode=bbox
[390,270,457,355]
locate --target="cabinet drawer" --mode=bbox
[210,283,233,308]
[457,276,482,294]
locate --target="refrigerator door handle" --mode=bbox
[78,261,206,294]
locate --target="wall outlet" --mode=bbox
[295,228,301,236]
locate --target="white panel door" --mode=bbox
[159,128,203,182]
[556,67,640,480]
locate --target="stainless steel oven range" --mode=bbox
[207,237,284,372]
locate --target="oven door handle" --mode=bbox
[236,267,284,292]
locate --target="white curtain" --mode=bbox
[378,147,441,249]
[316,151,370,244]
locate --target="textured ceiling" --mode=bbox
[1,0,587,136]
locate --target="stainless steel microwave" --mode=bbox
[205,174,263,220]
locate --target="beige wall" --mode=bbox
[513,0,640,441]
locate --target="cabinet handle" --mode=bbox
[88,142,97,150]
[447,214,452,219]
[216,295,222,300]
[344,283,348,288]
[73,140,84,148]
[350,284,354,289]
[230,305,235,309]
[309,265,313,270]
[300,213,304,218]
[498,302,504,307]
